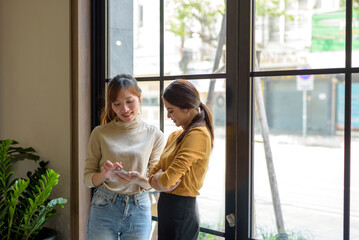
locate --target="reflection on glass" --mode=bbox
[252,74,344,240]
[162,79,226,232]
[108,0,159,78]
[255,0,345,70]
[164,0,226,76]
[351,74,359,239]
[137,81,160,128]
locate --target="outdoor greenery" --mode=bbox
[256,0,287,17]
[257,226,314,240]
[339,0,359,8]
[255,0,295,21]
[0,139,67,240]
[198,222,224,240]
[166,0,225,73]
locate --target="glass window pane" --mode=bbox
[108,0,159,78]
[351,74,359,239]
[137,81,160,128]
[140,81,160,240]
[164,1,226,75]
[353,6,359,67]
[252,74,344,239]
[162,79,226,232]
[255,0,345,70]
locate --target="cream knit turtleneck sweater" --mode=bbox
[84,115,164,194]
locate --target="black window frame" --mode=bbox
[91,0,356,239]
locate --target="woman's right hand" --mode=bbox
[91,160,122,186]
[101,160,123,179]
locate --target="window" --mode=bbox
[104,0,227,238]
[252,0,356,239]
[92,0,357,239]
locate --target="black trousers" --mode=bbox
[157,192,199,240]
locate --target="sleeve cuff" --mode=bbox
[84,172,96,188]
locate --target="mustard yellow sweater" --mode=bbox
[149,126,211,197]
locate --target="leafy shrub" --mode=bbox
[0,139,67,240]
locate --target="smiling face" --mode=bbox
[111,88,141,123]
[163,99,191,127]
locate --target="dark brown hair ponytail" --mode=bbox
[163,79,214,148]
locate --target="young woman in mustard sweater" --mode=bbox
[84,74,164,240]
[149,79,214,240]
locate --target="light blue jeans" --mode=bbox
[86,187,152,240]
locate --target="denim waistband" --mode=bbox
[95,186,148,202]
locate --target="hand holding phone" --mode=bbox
[112,169,129,176]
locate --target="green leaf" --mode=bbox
[0,140,67,239]
[10,198,17,206]
[8,207,14,217]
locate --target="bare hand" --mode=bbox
[114,170,143,185]
[101,160,123,179]
[150,169,181,192]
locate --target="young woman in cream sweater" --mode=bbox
[84,74,165,240]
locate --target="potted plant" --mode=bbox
[0,139,67,240]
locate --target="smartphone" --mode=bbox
[112,169,129,175]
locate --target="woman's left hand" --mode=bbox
[150,169,181,192]
[114,170,143,185]
[115,170,152,190]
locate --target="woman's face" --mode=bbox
[163,99,190,127]
[111,88,140,123]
